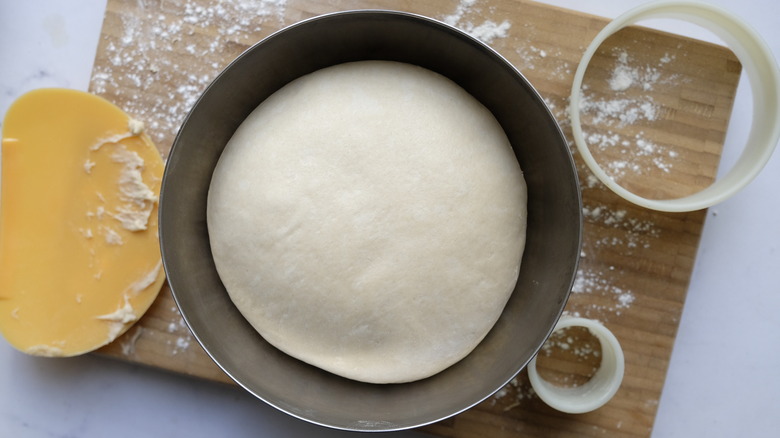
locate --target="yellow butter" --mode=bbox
[0,88,165,356]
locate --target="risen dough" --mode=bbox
[207,61,527,384]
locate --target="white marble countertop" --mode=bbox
[1,1,778,437]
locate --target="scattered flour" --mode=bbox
[120,326,144,356]
[91,0,288,149]
[169,333,193,355]
[540,329,601,360]
[575,49,670,127]
[166,311,189,334]
[490,375,536,412]
[441,0,477,25]
[571,49,685,183]
[581,129,676,180]
[442,0,511,44]
[516,45,572,80]
[608,66,634,92]
[584,203,661,249]
[166,305,193,355]
[534,326,602,388]
[468,20,512,44]
[607,50,671,92]
[175,337,191,350]
[571,267,636,316]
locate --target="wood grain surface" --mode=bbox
[90,0,740,436]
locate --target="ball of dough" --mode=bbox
[207,61,527,383]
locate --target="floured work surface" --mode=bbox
[91,0,740,436]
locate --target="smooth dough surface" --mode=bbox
[207,61,527,383]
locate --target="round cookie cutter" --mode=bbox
[569,0,780,212]
[527,317,624,414]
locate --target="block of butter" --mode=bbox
[0,88,165,357]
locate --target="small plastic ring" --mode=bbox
[569,0,780,212]
[527,317,625,414]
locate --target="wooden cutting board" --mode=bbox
[90,0,740,436]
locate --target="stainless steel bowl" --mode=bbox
[160,10,581,432]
